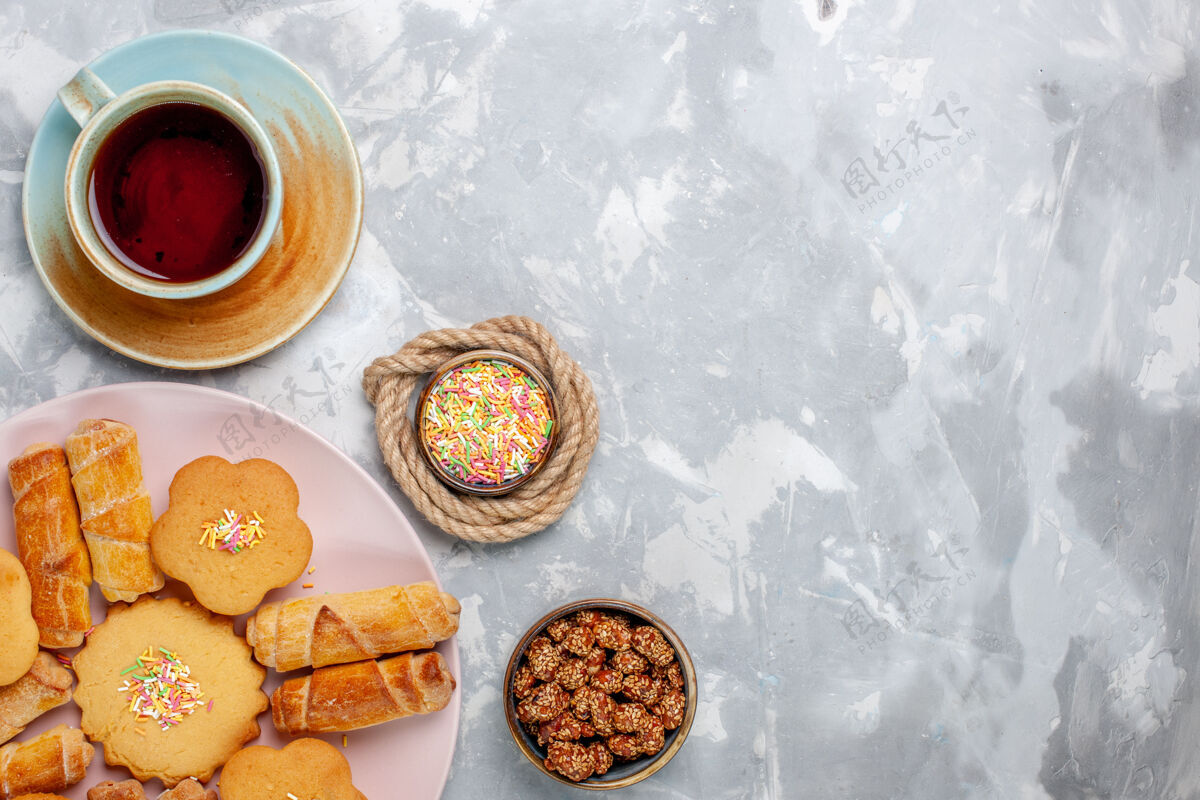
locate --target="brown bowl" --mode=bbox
[503,598,697,790]
[415,349,559,496]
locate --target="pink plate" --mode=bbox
[0,381,460,798]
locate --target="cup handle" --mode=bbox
[57,67,117,128]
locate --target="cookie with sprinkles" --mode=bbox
[71,597,267,787]
[149,456,312,616]
[418,354,557,494]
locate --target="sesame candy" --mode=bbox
[421,358,555,488]
[513,609,689,783]
[116,646,206,730]
[198,509,265,554]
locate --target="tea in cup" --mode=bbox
[59,68,283,299]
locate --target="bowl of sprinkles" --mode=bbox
[417,350,558,496]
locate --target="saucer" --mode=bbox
[22,30,363,370]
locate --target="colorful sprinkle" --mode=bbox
[420,358,555,487]
[342,734,348,747]
[116,646,206,730]
[199,509,265,554]
[55,653,73,670]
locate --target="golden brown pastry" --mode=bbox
[7,444,91,648]
[84,778,213,800]
[0,653,73,745]
[246,581,460,671]
[10,794,70,800]
[271,650,455,735]
[72,597,267,787]
[86,781,146,800]
[0,724,93,798]
[0,551,38,687]
[218,738,365,800]
[158,779,217,800]
[64,419,163,603]
[149,456,312,616]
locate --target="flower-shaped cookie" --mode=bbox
[219,738,367,800]
[150,456,312,616]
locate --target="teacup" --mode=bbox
[58,68,283,300]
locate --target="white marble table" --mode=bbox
[3,1,1199,797]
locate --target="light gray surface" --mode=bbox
[2,1,1200,797]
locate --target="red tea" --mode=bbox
[87,102,267,283]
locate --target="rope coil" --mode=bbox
[362,316,599,543]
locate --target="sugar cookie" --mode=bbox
[72,597,267,787]
[218,738,366,800]
[0,549,39,686]
[149,456,312,616]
